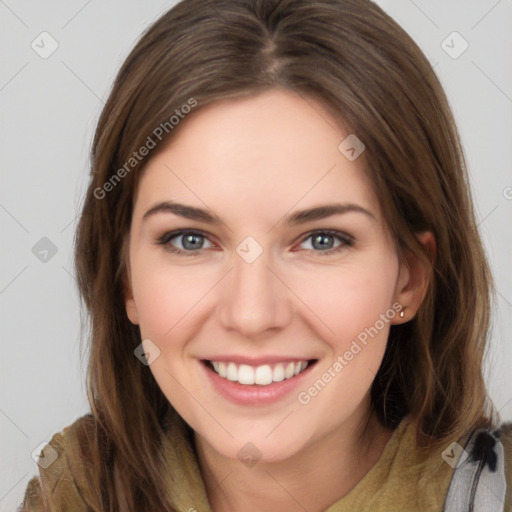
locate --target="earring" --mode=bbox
[399,308,405,319]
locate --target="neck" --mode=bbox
[194,405,393,512]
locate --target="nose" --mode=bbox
[217,250,294,337]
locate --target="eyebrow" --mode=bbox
[142,201,376,226]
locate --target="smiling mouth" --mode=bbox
[202,359,317,386]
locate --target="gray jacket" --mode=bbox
[443,423,511,511]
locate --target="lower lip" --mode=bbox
[201,360,317,406]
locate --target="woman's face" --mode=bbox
[124,88,412,463]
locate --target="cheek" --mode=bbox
[292,263,397,424]
[130,257,216,339]
[291,257,398,341]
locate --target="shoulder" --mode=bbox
[499,421,512,512]
[19,414,98,512]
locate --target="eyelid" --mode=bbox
[296,229,354,245]
[157,229,216,247]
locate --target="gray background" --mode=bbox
[1,0,511,510]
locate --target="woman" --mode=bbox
[20,0,511,510]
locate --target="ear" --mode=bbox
[124,271,139,325]
[122,238,139,325]
[392,231,436,323]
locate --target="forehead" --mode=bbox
[132,88,380,225]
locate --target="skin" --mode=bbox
[124,88,435,512]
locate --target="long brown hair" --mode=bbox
[71,0,497,509]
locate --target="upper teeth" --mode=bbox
[210,361,309,386]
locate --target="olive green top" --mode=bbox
[20,412,512,511]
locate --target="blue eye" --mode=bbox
[157,230,213,257]
[298,231,353,255]
[157,229,353,257]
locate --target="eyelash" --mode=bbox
[156,229,354,257]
